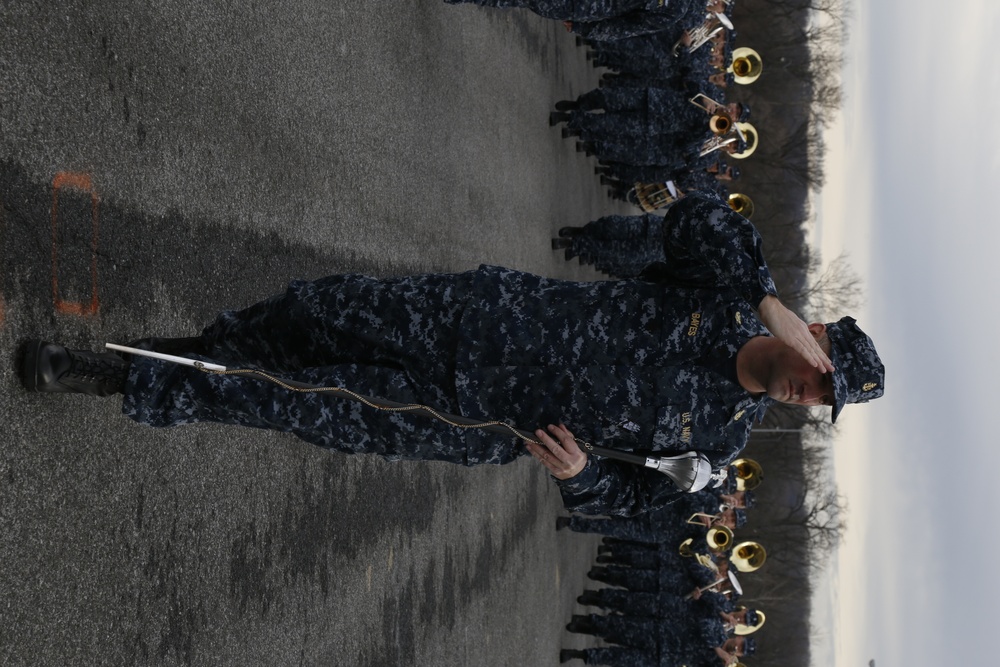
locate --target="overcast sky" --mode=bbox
[813,1,1000,665]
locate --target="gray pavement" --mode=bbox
[0,2,631,666]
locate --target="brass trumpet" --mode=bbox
[688,93,732,135]
[727,193,754,219]
[709,112,733,136]
[728,47,763,85]
[686,512,720,526]
[706,525,734,552]
[730,541,767,572]
[732,458,763,490]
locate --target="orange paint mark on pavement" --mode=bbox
[51,172,100,316]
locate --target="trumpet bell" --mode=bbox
[730,122,758,159]
[706,525,734,552]
[732,458,764,490]
[727,193,754,219]
[709,112,732,135]
[728,47,763,84]
[731,541,767,572]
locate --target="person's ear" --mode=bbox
[807,322,827,338]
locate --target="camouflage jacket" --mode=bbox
[455,193,777,515]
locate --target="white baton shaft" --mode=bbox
[105,343,228,371]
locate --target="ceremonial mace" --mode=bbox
[107,343,716,493]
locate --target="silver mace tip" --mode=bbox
[646,451,714,493]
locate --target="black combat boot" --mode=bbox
[21,340,130,396]
[549,111,571,126]
[552,238,573,251]
[576,590,601,606]
[565,614,594,634]
[555,516,572,530]
[554,100,579,111]
[558,226,582,238]
[560,648,586,662]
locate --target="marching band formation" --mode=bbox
[445,2,774,665]
[558,459,768,666]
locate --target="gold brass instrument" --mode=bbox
[706,525,734,552]
[688,93,732,135]
[732,458,763,490]
[709,112,732,135]
[731,541,767,572]
[727,193,754,219]
[632,181,680,213]
[730,122,758,159]
[686,512,720,526]
[679,537,695,557]
[735,609,767,635]
[728,47,763,85]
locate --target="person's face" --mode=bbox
[720,491,745,508]
[724,637,745,655]
[764,325,835,407]
[731,609,748,625]
[715,509,736,528]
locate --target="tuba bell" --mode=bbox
[727,193,754,219]
[730,541,767,572]
[728,47,763,85]
[732,458,763,490]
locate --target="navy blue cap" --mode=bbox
[742,637,757,656]
[742,490,756,508]
[733,508,747,528]
[825,316,885,423]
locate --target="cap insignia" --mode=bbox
[863,382,877,392]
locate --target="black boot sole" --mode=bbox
[20,339,47,392]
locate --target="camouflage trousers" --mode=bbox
[564,214,665,278]
[122,271,523,465]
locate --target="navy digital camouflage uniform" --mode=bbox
[559,213,666,278]
[444,0,696,23]
[123,193,777,517]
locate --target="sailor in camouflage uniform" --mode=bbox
[22,194,884,518]
[443,0,698,24]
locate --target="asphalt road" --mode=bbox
[0,2,630,665]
